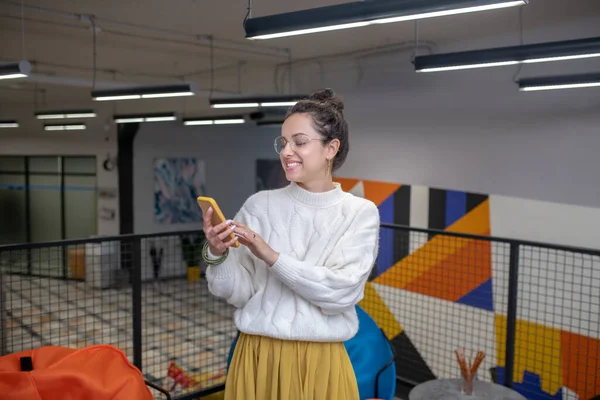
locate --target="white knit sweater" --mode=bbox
[205,182,380,342]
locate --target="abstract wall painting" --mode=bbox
[154,157,206,224]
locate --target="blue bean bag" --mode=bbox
[226,305,396,400]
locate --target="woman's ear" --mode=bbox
[327,138,340,159]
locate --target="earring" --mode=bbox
[327,158,332,175]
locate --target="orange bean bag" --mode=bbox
[0,344,153,400]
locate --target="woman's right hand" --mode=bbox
[203,207,238,256]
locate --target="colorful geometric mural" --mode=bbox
[494,315,600,400]
[561,330,600,399]
[334,177,600,400]
[495,315,563,396]
[337,177,494,314]
[375,199,492,310]
[252,163,599,399]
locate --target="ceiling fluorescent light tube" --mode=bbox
[144,116,177,122]
[142,92,194,99]
[183,116,246,125]
[183,119,214,125]
[244,0,527,40]
[0,60,32,80]
[35,110,97,119]
[65,113,97,118]
[114,118,145,123]
[415,36,600,72]
[95,95,142,101]
[518,72,600,92]
[114,113,177,124]
[260,101,298,107]
[92,83,196,101]
[214,119,245,124]
[65,124,87,130]
[36,114,66,120]
[210,95,306,109]
[0,120,19,128]
[211,102,260,109]
[44,123,87,131]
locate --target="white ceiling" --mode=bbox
[0,0,599,115]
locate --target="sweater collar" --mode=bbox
[286,181,346,207]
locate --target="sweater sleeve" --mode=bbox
[205,203,256,309]
[270,201,380,314]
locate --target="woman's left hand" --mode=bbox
[230,221,279,266]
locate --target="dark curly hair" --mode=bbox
[285,88,349,172]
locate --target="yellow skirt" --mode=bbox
[224,332,359,400]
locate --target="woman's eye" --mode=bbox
[294,141,306,147]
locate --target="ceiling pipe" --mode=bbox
[23,73,233,97]
[0,14,285,62]
[273,40,437,93]
[25,73,142,89]
[0,0,289,57]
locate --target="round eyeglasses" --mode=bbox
[274,135,325,154]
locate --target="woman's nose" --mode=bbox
[281,143,294,156]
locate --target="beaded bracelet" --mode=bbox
[201,241,229,266]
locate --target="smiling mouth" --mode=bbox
[286,162,301,168]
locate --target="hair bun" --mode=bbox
[308,88,344,113]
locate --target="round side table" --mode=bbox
[409,379,527,400]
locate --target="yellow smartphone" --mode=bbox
[197,196,239,247]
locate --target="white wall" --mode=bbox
[6,54,600,243]
[338,80,600,210]
[133,53,600,242]
[308,14,600,210]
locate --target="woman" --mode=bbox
[202,88,380,400]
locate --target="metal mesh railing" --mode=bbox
[509,245,600,399]
[0,232,236,399]
[1,225,599,400]
[370,224,600,400]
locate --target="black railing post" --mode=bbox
[60,157,68,279]
[132,237,143,371]
[62,247,68,279]
[25,156,32,274]
[504,241,520,388]
[0,269,6,356]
